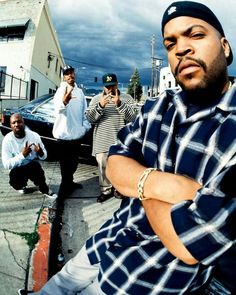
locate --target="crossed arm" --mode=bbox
[106,155,201,264]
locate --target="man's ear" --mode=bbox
[221,37,231,60]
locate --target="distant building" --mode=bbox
[0,0,64,109]
[159,66,180,94]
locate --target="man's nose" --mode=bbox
[175,38,193,57]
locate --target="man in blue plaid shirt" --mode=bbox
[30,1,235,295]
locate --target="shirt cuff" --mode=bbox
[96,103,104,113]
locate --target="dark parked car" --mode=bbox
[0,94,94,162]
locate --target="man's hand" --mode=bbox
[111,89,121,106]
[34,143,44,157]
[63,85,74,105]
[99,88,121,108]
[143,199,199,265]
[22,141,32,158]
[99,91,111,108]
[66,85,74,95]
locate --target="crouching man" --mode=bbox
[2,113,57,199]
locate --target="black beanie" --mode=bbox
[161,1,233,65]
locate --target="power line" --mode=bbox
[48,51,153,71]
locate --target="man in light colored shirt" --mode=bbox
[2,113,57,199]
[53,65,91,199]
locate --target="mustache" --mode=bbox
[174,57,207,76]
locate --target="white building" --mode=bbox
[0,0,65,109]
[159,66,180,94]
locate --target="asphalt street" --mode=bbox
[0,133,120,294]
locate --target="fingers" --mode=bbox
[34,144,42,152]
[24,141,33,150]
[100,93,110,107]
[66,85,74,93]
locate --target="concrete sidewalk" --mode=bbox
[0,133,121,294]
[0,131,61,294]
[60,168,121,264]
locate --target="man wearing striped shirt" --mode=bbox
[86,73,136,203]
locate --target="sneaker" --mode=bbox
[44,189,58,200]
[17,187,31,194]
[97,192,113,203]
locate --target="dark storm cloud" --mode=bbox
[48,0,236,86]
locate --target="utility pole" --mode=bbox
[151,34,155,97]
[155,58,162,96]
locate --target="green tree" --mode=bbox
[127,69,142,102]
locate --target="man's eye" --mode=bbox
[191,33,205,38]
[165,42,175,50]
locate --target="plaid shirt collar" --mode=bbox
[171,84,236,124]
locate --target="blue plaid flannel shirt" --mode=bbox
[86,86,236,294]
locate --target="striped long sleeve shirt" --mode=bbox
[86,92,136,155]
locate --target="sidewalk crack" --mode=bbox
[3,229,27,271]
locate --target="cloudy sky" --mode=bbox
[47,0,236,87]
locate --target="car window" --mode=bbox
[32,98,55,123]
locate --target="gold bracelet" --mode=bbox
[137,168,157,201]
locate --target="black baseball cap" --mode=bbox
[161,1,233,65]
[63,65,75,75]
[102,73,118,86]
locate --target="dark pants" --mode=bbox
[57,139,81,196]
[9,161,49,193]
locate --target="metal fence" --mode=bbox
[0,71,29,117]
[0,70,28,100]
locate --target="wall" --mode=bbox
[0,0,64,107]
[31,1,64,95]
[159,66,179,94]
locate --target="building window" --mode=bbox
[47,53,54,69]
[30,79,39,101]
[0,66,6,92]
[55,58,58,73]
[49,88,56,94]
[59,66,63,77]
[0,18,29,41]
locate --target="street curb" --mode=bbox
[28,207,51,292]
